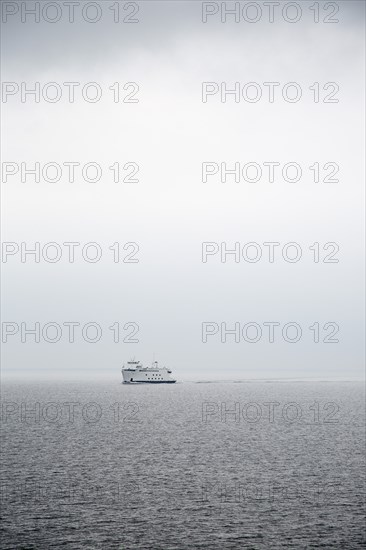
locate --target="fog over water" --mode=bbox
[1,2,365,380]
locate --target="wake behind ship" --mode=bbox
[122,360,176,384]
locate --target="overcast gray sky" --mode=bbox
[1,1,365,380]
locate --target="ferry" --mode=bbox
[121,359,176,384]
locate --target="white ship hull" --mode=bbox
[122,360,176,384]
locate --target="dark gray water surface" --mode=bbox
[1,381,365,549]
